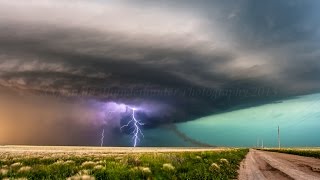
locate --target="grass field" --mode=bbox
[259,148,320,159]
[0,146,248,180]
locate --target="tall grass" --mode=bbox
[0,149,248,180]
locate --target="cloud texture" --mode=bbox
[1,0,320,145]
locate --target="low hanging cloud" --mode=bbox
[0,0,320,145]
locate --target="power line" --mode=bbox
[278,125,281,149]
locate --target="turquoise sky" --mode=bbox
[175,93,320,147]
[140,93,320,147]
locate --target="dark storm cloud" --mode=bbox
[0,17,231,91]
[233,0,320,46]
[0,0,320,145]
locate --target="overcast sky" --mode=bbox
[0,0,319,146]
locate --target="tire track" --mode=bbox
[239,149,320,180]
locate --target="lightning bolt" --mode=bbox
[100,110,116,147]
[120,107,144,147]
[100,128,105,147]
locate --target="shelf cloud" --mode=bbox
[0,0,320,145]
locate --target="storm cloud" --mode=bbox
[0,0,320,146]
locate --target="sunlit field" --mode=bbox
[0,146,248,180]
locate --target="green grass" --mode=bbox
[0,149,248,180]
[260,148,320,159]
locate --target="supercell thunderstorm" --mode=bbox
[0,0,320,147]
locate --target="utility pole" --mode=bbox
[257,138,259,148]
[278,125,281,149]
[261,139,264,149]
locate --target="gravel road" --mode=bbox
[239,149,320,180]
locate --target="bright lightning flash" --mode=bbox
[100,128,105,147]
[120,107,144,147]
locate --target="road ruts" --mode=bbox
[238,149,320,180]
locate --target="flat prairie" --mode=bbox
[0,146,248,180]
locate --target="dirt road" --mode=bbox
[239,149,320,180]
